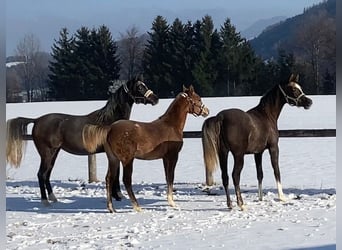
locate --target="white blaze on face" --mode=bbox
[292,82,304,94]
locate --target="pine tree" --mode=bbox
[191,15,217,96]
[143,15,173,97]
[168,18,188,94]
[218,18,242,96]
[49,25,121,101]
[48,28,78,100]
[90,25,121,99]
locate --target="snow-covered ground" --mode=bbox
[6,95,336,249]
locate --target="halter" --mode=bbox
[278,84,305,106]
[181,92,206,117]
[123,81,154,104]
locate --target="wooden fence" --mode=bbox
[86,128,335,182]
[22,128,336,182]
[183,129,336,138]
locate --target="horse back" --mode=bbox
[107,119,183,161]
[218,109,271,154]
[32,113,93,154]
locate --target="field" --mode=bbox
[6,95,336,249]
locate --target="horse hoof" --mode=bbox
[112,192,124,201]
[168,201,177,208]
[41,200,51,207]
[279,195,287,202]
[133,206,142,212]
[108,207,116,213]
[240,205,247,211]
[113,195,122,201]
[48,193,58,203]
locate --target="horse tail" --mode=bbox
[82,124,111,153]
[201,115,222,186]
[6,117,35,168]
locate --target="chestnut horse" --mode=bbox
[6,78,159,206]
[83,85,209,212]
[202,74,312,210]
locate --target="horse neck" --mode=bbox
[89,87,134,125]
[253,85,286,124]
[159,95,189,133]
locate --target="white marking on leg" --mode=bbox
[167,193,176,207]
[258,183,263,201]
[277,181,286,201]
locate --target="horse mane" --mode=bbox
[259,84,279,107]
[94,84,132,124]
[82,124,111,153]
[157,93,185,121]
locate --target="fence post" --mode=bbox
[88,154,98,183]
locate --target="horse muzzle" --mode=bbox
[200,105,209,117]
[143,90,159,105]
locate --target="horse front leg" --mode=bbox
[105,148,120,213]
[269,146,286,202]
[254,152,264,201]
[163,155,179,208]
[219,149,232,209]
[122,160,141,212]
[45,148,60,203]
[112,166,123,201]
[232,154,246,211]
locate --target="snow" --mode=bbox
[6,62,25,68]
[6,95,336,249]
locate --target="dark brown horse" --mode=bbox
[202,74,312,210]
[6,78,159,206]
[83,85,209,212]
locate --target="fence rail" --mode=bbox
[20,128,336,183]
[183,129,336,138]
[22,129,336,141]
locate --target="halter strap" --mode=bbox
[278,84,305,106]
[181,92,206,117]
[123,81,154,103]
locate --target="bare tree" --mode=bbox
[6,67,23,102]
[15,33,41,102]
[118,26,145,80]
[295,10,335,94]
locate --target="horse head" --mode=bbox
[279,74,313,109]
[182,85,209,117]
[123,77,159,105]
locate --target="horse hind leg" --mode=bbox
[37,148,60,206]
[232,154,246,211]
[218,149,232,209]
[254,153,264,201]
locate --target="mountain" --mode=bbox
[249,0,336,59]
[241,16,287,40]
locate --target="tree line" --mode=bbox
[6,13,336,102]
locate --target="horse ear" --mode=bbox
[289,74,295,82]
[295,74,299,82]
[189,85,194,93]
[183,85,187,92]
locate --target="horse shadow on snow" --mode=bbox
[6,180,335,213]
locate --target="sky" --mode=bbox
[6,0,324,56]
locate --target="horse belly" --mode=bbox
[135,141,183,160]
[246,134,267,154]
